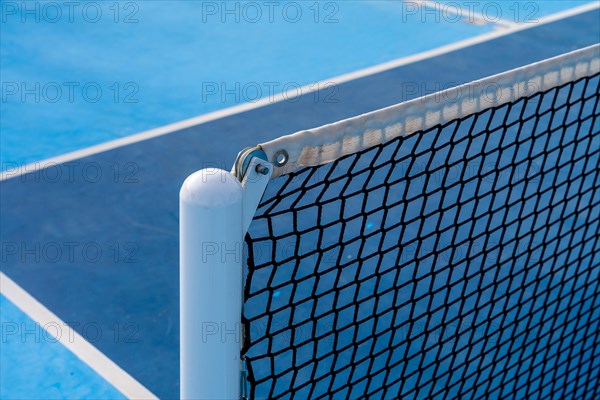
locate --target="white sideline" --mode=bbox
[0,272,158,400]
[1,1,598,182]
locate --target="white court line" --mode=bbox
[1,1,598,183]
[0,272,158,400]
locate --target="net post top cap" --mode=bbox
[180,168,243,206]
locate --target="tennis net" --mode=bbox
[241,45,600,399]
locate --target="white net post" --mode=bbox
[180,168,244,399]
[179,152,271,399]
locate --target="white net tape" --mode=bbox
[260,44,600,178]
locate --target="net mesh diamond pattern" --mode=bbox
[242,74,600,399]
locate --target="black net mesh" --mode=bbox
[243,73,600,399]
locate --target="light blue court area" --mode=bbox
[2,0,491,167]
[0,295,125,400]
[2,1,594,167]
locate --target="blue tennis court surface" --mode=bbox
[1,1,599,399]
[1,296,126,400]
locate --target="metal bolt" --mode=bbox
[255,164,270,176]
